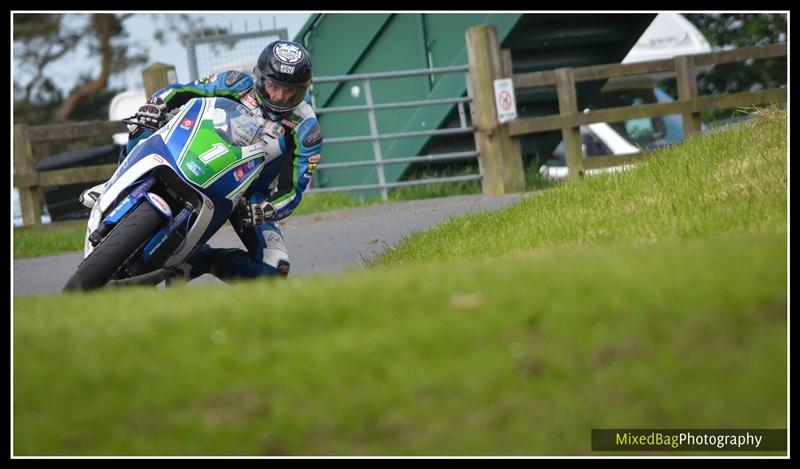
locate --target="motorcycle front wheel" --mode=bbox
[63,201,165,292]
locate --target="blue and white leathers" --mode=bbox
[127,70,323,279]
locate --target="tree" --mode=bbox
[686,13,787,96]
[658,14,787,101]
[14,14,145,122]
[13,13,225,124]
[687,13,787,48]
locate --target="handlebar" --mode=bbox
[122,116,161,132]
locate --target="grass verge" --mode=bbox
[14,231,787,455]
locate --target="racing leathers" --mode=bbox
[126,70,323,279]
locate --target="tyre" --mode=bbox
[63,201,165,292]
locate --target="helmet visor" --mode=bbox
[261,76,308,113]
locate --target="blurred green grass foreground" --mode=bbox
[14,108,787,456]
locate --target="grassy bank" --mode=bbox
[14,232,787,455]
[13,109,787,455]
[377,109,787,265]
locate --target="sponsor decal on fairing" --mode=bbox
[186,161,203,176]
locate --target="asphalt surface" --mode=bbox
[13,193,526,297]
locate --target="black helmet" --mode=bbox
[253,40,312,115]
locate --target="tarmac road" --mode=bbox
[13,193,526,297]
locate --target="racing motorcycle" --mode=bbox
[63,97,285,291]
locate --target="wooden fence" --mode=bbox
[13,64,176,226]
[13,34,787,225]
[466,24,787,188]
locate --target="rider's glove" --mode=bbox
[239,198,277,228]
[127,96,168,136]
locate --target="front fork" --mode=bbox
[88,174,199,276]
[88,176,158,247]
[140,203,195,264]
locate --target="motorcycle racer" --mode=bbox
[81,40,322,280]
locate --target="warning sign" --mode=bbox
[493,78,517,124]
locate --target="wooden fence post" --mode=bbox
[501,48,526,188]
[465,25,525,195]
[555,67,584,180]
[674,55,702,139]
[142,63,177,97]
[14,124,43,225]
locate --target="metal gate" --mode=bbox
[308,65,480,201]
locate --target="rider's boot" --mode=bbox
[164,244,224,286]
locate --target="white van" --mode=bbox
[541,13,712,179]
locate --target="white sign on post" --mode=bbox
[493,78,518,124]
